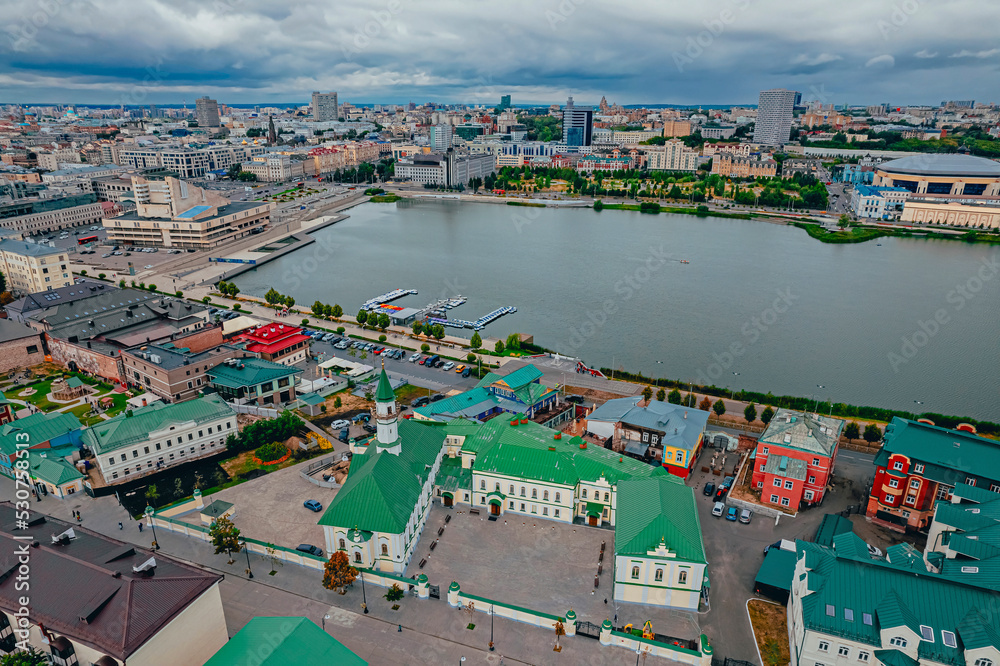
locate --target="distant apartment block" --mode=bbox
[662,120,692,137]
[645,139,698,172]
[699,125,737,140]
[703,143,751,158]
[240,154,292,182]
[312,91,339,121]
[195,96,221,127]
[781,158,822,180]
[103,176,270,248]
[429,124,454,151]
[0,233,72,295]
[711,154,777,179]
[753,88,797,146]
[851,185,909,220]
[901,199,1000,230]
[37,149,81,171]
[395,152,495,187]
[0,194,110,234]
[115,145,266,179]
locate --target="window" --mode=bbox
[654,569,663,582]
[354,552,361,563]
[542,507,548,516]
[642,432,648,442]
[804,490,815,501]
[844,608,853,622]
[520,503,525,511]
[531,489,537,499]
[582,489,587,499]
[495,483,500,491]
[808,476,816,484]
[631,566,640,579]
[905,495,916,505]
[781,497,790,507]
[143,446,149,454]
[919,625,934,642]
[678,570,688,585]
[771,494,779,503]
[762,446,769,454]
[509,485,515,494]
[784,480,794,490]
[888,637,907,648]
[885,494,894,503]
[991,484,1000,493]
[893,461,904,471]
[381,544,388,556]
[520,486,526,497]
[812,458,820,466]
[936,485,953,500]
[974,659,993,666]
[858,652,869,662]
[838,646,850,657]
[132,450,138,458]
[773,479,782,487]
[818,639,830,651]
[543,490,549,501]
[758,482,764,488]
[862,613,872,625]
[760,465,766,472]
[888,478,898,488]
[941,631,956,648]
[339,539,345,550]
[909,479,920,489]
[120,454,127,463]
[914,463,924,474]
[676,452,683,464]
[155,443,161,451]
[555,509,560,518]
[555,492,561,503]
[480,480,486,490]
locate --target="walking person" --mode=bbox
[118,522,123,530]
[138,522,144,533]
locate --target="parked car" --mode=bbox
[412,396,430,408]
[720,476,735,490]
[303,499,323,512]
[461,367,471,378]
[425,354,440,367]
[442,361,455,371]
[363,423,377,433]
[714,487,728,501]
[338,427,349,443]
[143,264,153,269]
[565,395,585,404]
[455,365,466,373]
[322,333,335,342]
[726,507,739,521]
[739,509,753,524]
[703,482,716,496]
[429,394,445,403]
[295,544,324,557]
[335,341,350,349]
[101,253,111,258]
[433,359,445,368]
[418,356,428,365]
[329,419,350,430]
[712,502,725,518]
[867,544,883,558]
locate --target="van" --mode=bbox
[425,354,439,366]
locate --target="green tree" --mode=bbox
[145,484,160,506]
[264,287,282,304]
[505,333,521,350]
[285,296,295,308]
[334,396,342,408]
[173,477,185,498]
[431,324,445,340]
[656,388,666,402]
[384,583,405,602]
[713,399,726,416]
[593,199,604,211]
[377,313,390,330]
[863,423,883,444]
[262,543,284,575]
[470,331,482,349]
[356,309,368,325]
[209,515,241,563]
[494,339,505,354]
[642,386,653,403]
[845,421,861,441]
[331,304,343,318]
[467,353,477,363]
[378,334,387,343]
[0,647,49,666]
[667,388,682,404]
[761,405,775,426]
[0,271,6,294]
[744,402,757,424]
[312,301,325,316]
[412,321,423,335]
[421,343,430,352]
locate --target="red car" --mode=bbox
[418,356,427,365]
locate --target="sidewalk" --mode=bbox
[2,474,688,665]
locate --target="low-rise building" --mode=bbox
[662,120,692,137]
[122,338,246,403]
[103,176,271,248]
[0,235,72,295]
[646,139,699,172]
[239,322,311,365]
[0,411,85,499]
[788,532,1000,666]
[0,194,108,235]
[866,418,1000,533]
[900,199,1000,230]
[781,158,822,179]
[206,357,301,406]
[851,185,910,219]
[605,400,710,478]
[0,505,228,665]
[240,154,292,182]
[751,409,843,509]
[204,617,367,666]
[4,281,118,323]
[575,154,634,173]
[0,319,45,373]
[412,364,558,422]
[925,482,1000,576]
[83,394,236,484]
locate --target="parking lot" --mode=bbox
[405,504,703,643]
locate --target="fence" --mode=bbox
[603,628,712,666]
[447,583,573,635]
[299,454,347,488]
[229,402,280,418]
[707,417,764,433]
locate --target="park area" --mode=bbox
[2,366,134,425]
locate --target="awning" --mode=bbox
[488,498,502,507]
[441,491,454,499]
[586,502,604,517]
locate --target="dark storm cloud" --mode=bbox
[1,0,997,104]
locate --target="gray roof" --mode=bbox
[595,398,709,455]
[0,238,64,257]
[880,154,1000,178]
[0,319,40,344]
[759,409,843,457]
[123,341,238,371]
[587,396,642,424]
[764,454,807,481]
[5,281,118,318]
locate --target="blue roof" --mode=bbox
[855,185,909,197]
[175,205,212,219]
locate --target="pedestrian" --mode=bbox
[604,598,608,605]
[397,624,402,633]
[118,522,123,530]
[138,522,144,533]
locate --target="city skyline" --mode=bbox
[2,1,999,105]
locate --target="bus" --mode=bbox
[77,235,98,245]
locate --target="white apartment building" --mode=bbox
[37,150,81,171]
[646,139,699,171]
[240,155,292,182]
[0,201,109,235]
[116,145,266,178]
[753,89,797,146]
[0,237,72,295]
[312,91,339,122]
[82,395,236,484]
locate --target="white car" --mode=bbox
[329,419,351,430]
[409,353,421,362]
[144,264,154,269]
[90,225,100,230]
[442,361,455,371]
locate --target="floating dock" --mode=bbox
[362,288,417,311]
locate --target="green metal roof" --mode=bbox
[814,513,854,547]
[755,548,796,592]
[873,649,919,666]
[375,365,395,403]
[26,451,83,487]
[477,364,543,391]
[586,501,604,517]
[65,376,85,389]
[797,534,1000,664]
[206,358,300,390]
[879,417,1000,480]
[297,392,326,406]
[81,395,235,455]
[318,419,447,533]
[615,477,706,563]
[0,411,82,456]
[203,617,366,666]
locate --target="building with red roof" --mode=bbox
[240,323,310,365]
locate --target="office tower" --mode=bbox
[561,96,593,147]
[753,89,797,146]
[428,124,453,151]
[195,96,220,127]
[499,94,511,110]
[311,91,339,121]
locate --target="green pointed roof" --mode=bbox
[375,364,395,403]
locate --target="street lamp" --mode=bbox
[360,570,369,614]
[322,614,330,632]
[461,658,466,665]
[240,537,253,579]
[489,604,495,651]
[730,372,740,400]
[143,506,160,550]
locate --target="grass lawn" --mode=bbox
[4,379,62,412]
[220,449,300,479]
[394,384,431,405]
[748,599,791,666]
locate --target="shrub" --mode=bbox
[302,319,310,326]
[336,327,345,334]
[255,441,287,463]
[420,343,430,352]
[232,303,241,311]
[379,334,387,343]
[148,284,156,292]
[467,353,477,363]
[175,291,183,297]
[98,273,106,279]
[80,270,87,276]
[203,297,211,304]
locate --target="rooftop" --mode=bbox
[0,318,40,344]
[5,281,119,318]
[123,341,239,371]
[876,417,1000,484]
[0,504,222,662]
[615,476,706,562]
[206,357,301,390]
[203,617,366,666]
[0,237,65,257]
[758,409,844,458]
[879,154,1000,178]
[81,394,234,454]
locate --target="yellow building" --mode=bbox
[901,199,1000,229]
[711,153,777,179]
[0,234,72,295]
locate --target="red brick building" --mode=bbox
[751,409,844,510]
[866,417,1000,533]
[240,323,310,365]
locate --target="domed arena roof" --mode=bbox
[879,154,1000,178]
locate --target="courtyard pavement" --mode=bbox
[407,505,702,644]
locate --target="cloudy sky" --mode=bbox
[2,0,998,107]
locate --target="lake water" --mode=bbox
[235,199,1000,421]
